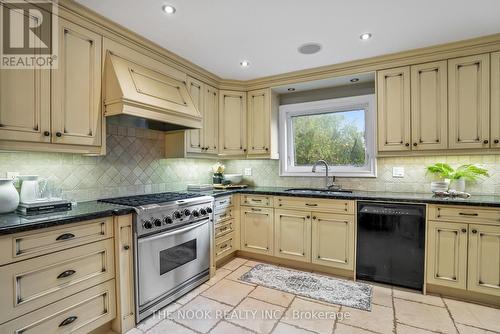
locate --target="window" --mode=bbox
[279,95,376,177]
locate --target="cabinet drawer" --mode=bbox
[214,196,233,211]
[215,232,235,260]
[241,194,273,207]
[215,219,235,239]
[0,239,115,323]
[0,280,116,334]
[274,196,354,214]
[214,206,234,223]
[429,205,500,225]
[0,217,113,265]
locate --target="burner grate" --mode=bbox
[99,192,202,207]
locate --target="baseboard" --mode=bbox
[426,284,500,307]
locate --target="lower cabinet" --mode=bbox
[311,213,355,270]
[274,209,311,262]
[240,206,274,255]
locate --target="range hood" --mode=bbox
[103,53,202,131]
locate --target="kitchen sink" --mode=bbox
[284,188,353,194]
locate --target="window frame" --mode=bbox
[279,94,377,178]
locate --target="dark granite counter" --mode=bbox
[0,201,134,235]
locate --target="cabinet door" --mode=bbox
[377,67,411,151]
[247,89,270,156]
[240,207,273,255]
[0,7,50,143]
[410,61,448,150]
[491,52,500,148]
[186,77,204,153]
[219,90,246,155]
[204,84,219,154]
[448,54,490,149]
[468,224,500,296]
[274,209,311,262]
[426,221,468,290]
[52,19,102,146]
[311,213,354,270]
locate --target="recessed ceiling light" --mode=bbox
[298,43,322,55]
[240,60,250,68]
[350,78,360,82]
[360,33,372,40]
[287,88,296,92]
[162,5,176,14]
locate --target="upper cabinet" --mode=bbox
[491,52,500,148]
[247,89,270,156]
[185,77,204,153]
[52,19,102,147]
[377,67,411,151]
[410,61,448,150]
[448,54,490,150]
[219,90,247,156]
[203,85,219,154]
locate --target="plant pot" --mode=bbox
[449,179,466,192]
[0,178,20,213]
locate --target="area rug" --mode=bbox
[240,264,373,311]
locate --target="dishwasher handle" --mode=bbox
[359,204,424,217]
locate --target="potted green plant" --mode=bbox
[426,163,489,192]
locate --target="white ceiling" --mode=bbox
[76,0,500,81]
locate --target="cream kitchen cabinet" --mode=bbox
[410,61,448,150]
[274,209,311,262]
[185,77,204,153]
[240,206,273,255]
[377,66,411,151]
[219,90,247,156]
[448,54,490,149]
[491,52,500,148]
[52,18,103,147]
[311,213,355,270]
[247,88,279,158]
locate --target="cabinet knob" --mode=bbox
[56,132,62,137]
[306,215,310,219]
[483,139,489,144]
[461,228,467,233]
[312,216,317,220]
[243,148,247,152]
[43,131,50,136]
[123,245,130,250]
[413,143,417,147]
[472,229,478,234]
[495,139,499,144]
[405,143,410,147]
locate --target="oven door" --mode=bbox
[136,218,210,308]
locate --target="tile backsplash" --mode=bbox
[1,124,499,201]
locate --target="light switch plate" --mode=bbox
[392,167,405,178]
[244,168,252,176]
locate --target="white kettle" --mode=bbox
[18,175,39,203]
[0,178,20,213]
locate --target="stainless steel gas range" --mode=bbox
[100,192,214,323]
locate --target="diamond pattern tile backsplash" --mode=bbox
[1,123,500,201]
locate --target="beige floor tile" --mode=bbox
[176,284,210,305]
[396,323,436,334]
[456,323,498,334]
[339,304,394,334]
[282,297,339,334]
[249,286,294,307]
[394,298,457,334]
[147,320,196,334]
[135,302,181,331]
[244,259,266,267]
[125,329,143,334]
[221,257,247,271]
[175,296,232,333]
[371,284,393,308]
[202,279,255,306]
[393,287,444,307]
[228,297,285,334]
[225,265,255,284]
[274,322,316,333]
[445,298,500,332]
[209,321,254,334]
[334,323,377,334]
[206,268,232,286]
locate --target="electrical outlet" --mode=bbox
[392,167,405,178]
[6,172,19,179]
[244,168,252,176]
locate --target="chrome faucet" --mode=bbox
[312,160,335,189]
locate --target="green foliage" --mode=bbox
[293,112,366,166]
[426,163,489,181]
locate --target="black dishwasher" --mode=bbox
[356,202,425,290]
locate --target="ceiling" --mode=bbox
[76,0,500,81]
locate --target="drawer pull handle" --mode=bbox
[57,270,76,279]
[219,214,227,218]
[459,212,478,217]
[220,243,229,250]
[305,203,318,207]
[251,199,262,202]
[251,208,262,212]
[220,226,229,232]
[56,233,75,241]
[59,316,78,327]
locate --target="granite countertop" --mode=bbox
[0,201,134,235]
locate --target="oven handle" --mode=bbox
[138,219,209,243]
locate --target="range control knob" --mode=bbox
[153,218,162,227]
[206,207,213,213]
[164,217,173,224]
[192,210,200,217]
[143,220,153,229]
[200,208,207,215]
[184,209,191,216]
[173,211,182,219]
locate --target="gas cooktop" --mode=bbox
[98,192,203,207]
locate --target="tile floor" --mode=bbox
[128,257,500,334]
